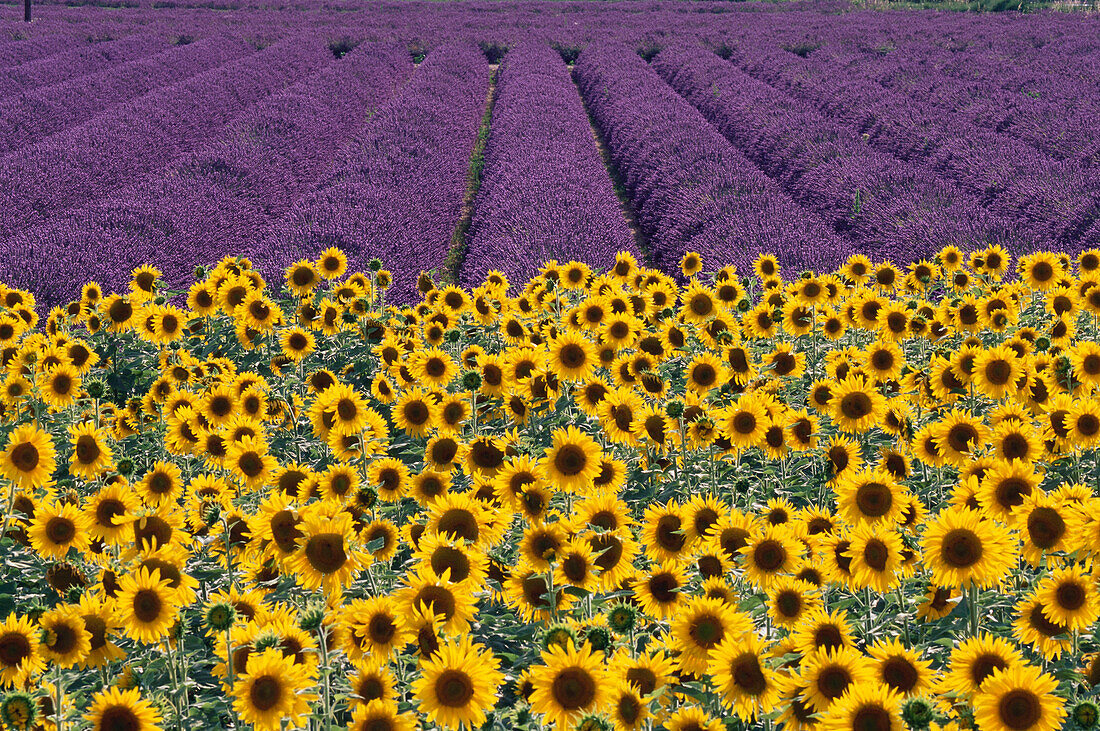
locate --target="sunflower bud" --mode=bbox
[461,371,482,391]
[0,690,36,731]
[201,503,222,527]
[204,601,237,632]
[299,604,325,633]
[85,380,107,399]
[445,328,461,343]
[194,266,207,280]
[901,697,936,730]
[356,486,377,510]
[116,459,134,476]
[1075,702,1099,729]
[665,400,685,420]
[369,258,383,272]
[584,625,613,653]
[253,630,281,652]
[1034,336,1050,351]
[576,714,613,731]
[737,298,751,312]
[605,602,638,634]
[541,623,578,652]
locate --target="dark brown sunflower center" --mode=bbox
[1027,508,1065,549]
[818,666,853,699]
[75,435,101,465]
[941,528,983,568]
[552,667,597,710]
[971,654,1007,686]
[0,632,31,667]
[855,482,893,518]
[852,705,894,731]
[732,655,767,695]
[882,657,919,693]
[46,517,76,545]
[840,392,873,419]
[9,442,39,472]
[753,540,787,572]
[304,533,347,574]
[553,445,587,476]
[250,675,283,712]
[99,706,142,731]
[1056,582,1087,611]
[133,589,164,623]
[998,689,1043,730]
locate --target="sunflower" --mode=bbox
[85,687,161,731]
[287,509,365,596]
[738,525,803,590]
[669,596,752,675]
[28,501,91,559]
[844,523,903,592]
[232,648,317,731]
[767,577,821,628]
[412,635,502,730]
[720,393,771,451]
[530,640,608,730]
[791,608,856,656]
[347,700,416,731]
[40,605,91,668]
[834,469,905,526]
[708,633,781,721]
[1035,564,1098,630]
[820,683,903,731]
[541,426,601,493]
[37,363,82,411]
[1015,491,1075,565]
[0,614,43,687]
[921,507,1018,589]
[84,482,139,546]
[116,567,181,644]
[633,560,687,619]
[977,459,1041,523]
[799,646,875,712]
[830,376,886,434]
[942,633,1025,697]
[931,409,988,467]
[974,664,1065,731]
[135,460,183,507]
[1013,596,1071,660]
[316,247,348,279]
[0,423,56,488]
[866,638,932,697]
[67,422,114,481]
[972,345,1022,400]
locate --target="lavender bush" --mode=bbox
[460,42,638,291]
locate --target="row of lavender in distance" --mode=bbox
[651,44,1022,265]
[0,34,251,157]
[726,37,1100,250]
[0,32,172,99]
[2,42,414,307]
[248,43,489,304]
[0,35,329,243]
[460,42,638,291]
[573,42,847,277]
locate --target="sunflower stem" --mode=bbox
[55,662,64,731]
[316,608,334,730]
[968,583,980,637]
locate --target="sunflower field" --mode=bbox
[0,244,1099,731]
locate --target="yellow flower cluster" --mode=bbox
[0,243,1096,731]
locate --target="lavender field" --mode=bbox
[0,1,1097,303]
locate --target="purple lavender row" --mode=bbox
[0,35,329,243]
[0,43,413,307]
[460,42,638,291]
[817,42,1100,166]
[572,42,847,277]
[727,38,1099,250]
[248,42,489,304]
[0,35,251,157]
[652,45,1024,264]
[0,30,94,68]
[0,32,172,99]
